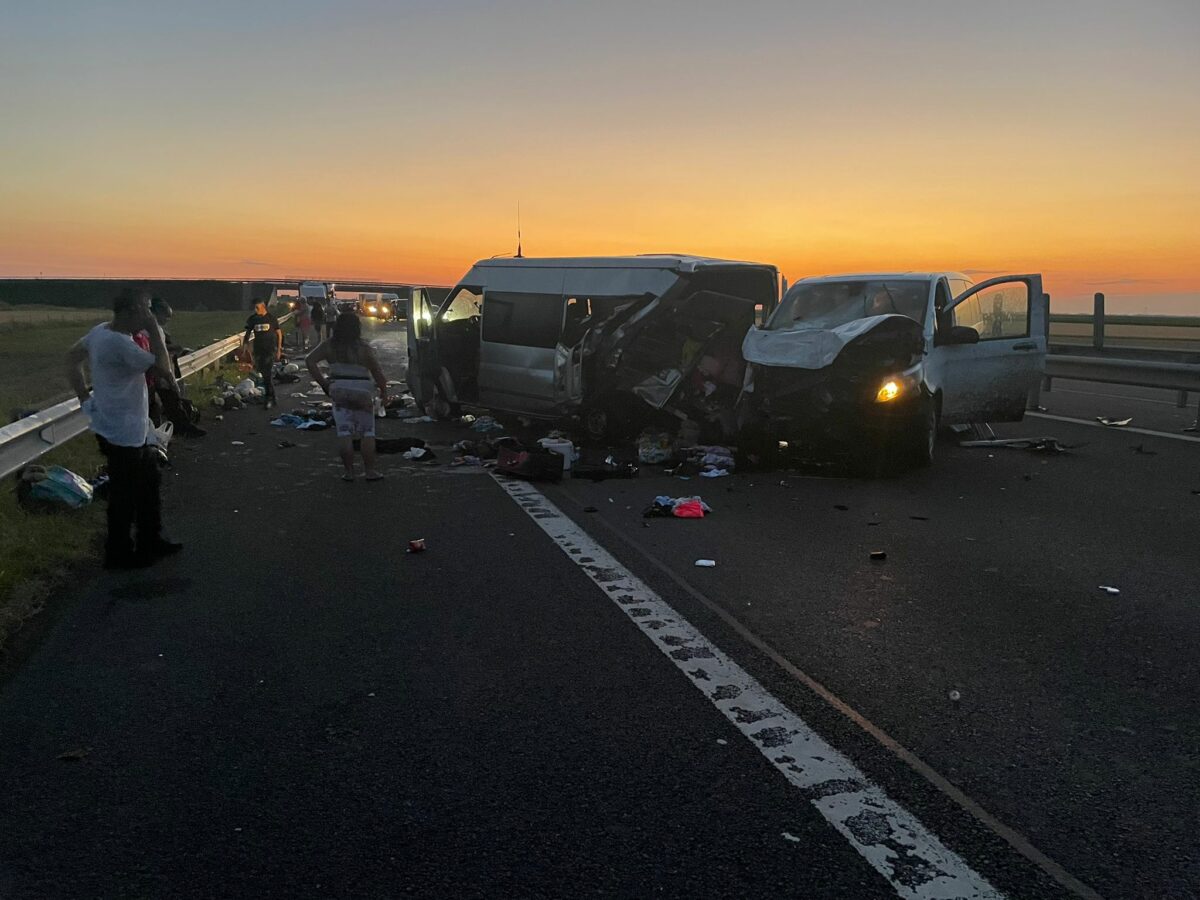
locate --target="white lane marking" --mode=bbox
[1027,411,1200,444]
[497,476,1004,900]
[1052,387,1179,406]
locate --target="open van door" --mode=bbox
[406,288,437,411]
[934,274,1046,424]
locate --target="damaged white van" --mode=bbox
[739,273,1046,467]
[407,255,778,439]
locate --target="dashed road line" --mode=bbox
[497,475,1008,900]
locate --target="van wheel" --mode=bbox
[906,396,938,468]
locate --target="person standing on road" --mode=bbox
[295,297,313,350]
[310,298,326,346]
[306,312,389,481]
[242,300,283,410]
[323,297,338,340]
[65,289,184,569]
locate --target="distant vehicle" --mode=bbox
[406,255,778,439]
[357,292,401,320]
[739,272,1046,467]
[299,281,334,304]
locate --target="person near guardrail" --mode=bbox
[305,312,389,481]
[242,300,283,411]
[149,297,206,438]
[65,289,184,570]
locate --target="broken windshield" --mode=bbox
[766,279,931,331]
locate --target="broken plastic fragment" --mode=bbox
[869,551,887,561]
[1096,416,1132,427]
[1098,585,1120,595]
[694,559,717,567]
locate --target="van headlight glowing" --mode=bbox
[368,305,378,314]
[876,380,902,402]
[380,306,390,315]
[875,370,921,403]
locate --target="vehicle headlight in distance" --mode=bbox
[381,306,390,315]
[368,305,378,314]
[875,371,920,403]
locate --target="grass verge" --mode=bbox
[0,360,242,652]
[0,310,253,417]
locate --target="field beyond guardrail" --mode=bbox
[0,313,292,480]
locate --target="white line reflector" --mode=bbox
[497,476,1005,900]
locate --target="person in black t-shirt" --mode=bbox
[242,301,283,409]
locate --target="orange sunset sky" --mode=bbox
[1,1,1197,314]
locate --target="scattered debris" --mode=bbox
[948,689,961,702]
[407,539,426,553]
[495,445,564,482]
[57,747,91,761]
[694,559,717,567]
[1098,585,1121,595]
[471,416,504,433]
[699,468,730,478]
[1096,416,1132,427]
[1130,444,1157,456]
[16,465,94,511]
[909,515,929,521]
[781,832,801,843]
[644,496,713,518]
[583,506,599,513]
[231,441,245,446]
[537,437,575,471]
[277,440,296,449]
[869,551,887,561]
[637,429,674,464]
[834,504,849,511]
[402,447,430,460]
[960,436,1076,453]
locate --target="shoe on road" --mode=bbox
[141,539,184,559]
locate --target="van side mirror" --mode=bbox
[939,325,980,346]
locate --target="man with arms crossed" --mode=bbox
[66,289,184,570]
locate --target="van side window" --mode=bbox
[482,292,564,348]
[442,287,482,323]
[951,282,1031,340]
[948,278,972,299]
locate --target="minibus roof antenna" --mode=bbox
[515,201,523,258]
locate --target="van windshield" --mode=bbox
[766,279,930,330]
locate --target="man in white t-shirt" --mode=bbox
[66,289,183,569]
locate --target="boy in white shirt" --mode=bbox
[66,289,183,569]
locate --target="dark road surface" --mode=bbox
[1,321,1197,899]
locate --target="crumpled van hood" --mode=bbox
[742,314,923,370]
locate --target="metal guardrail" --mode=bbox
[1041,353,1200,416]
[0,314,292,480]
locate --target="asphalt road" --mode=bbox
[0,320,1196,899]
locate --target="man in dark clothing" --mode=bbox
[66,289,184,569]
[243,301,284,410]
[310,298,326,342]
[149,297,206,437]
